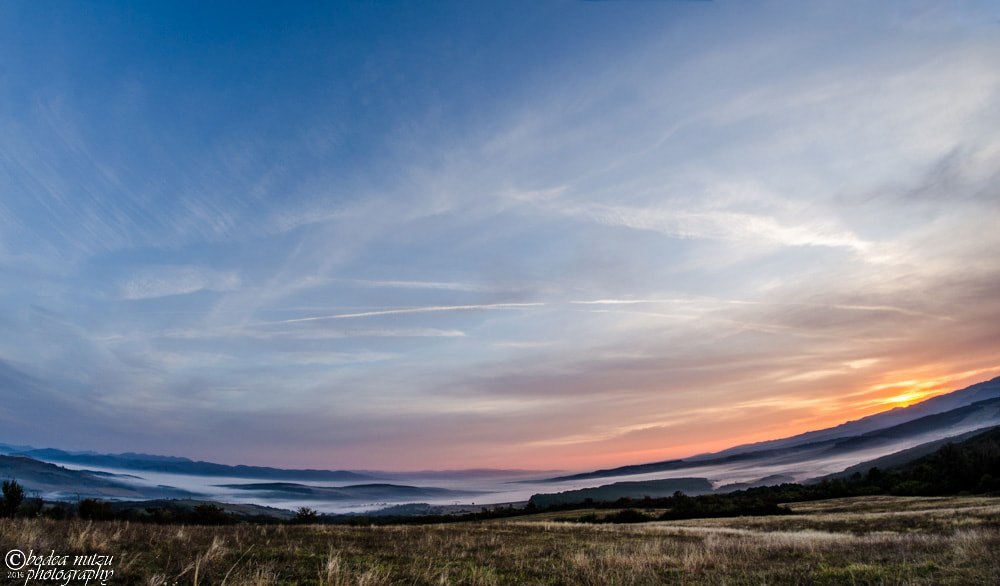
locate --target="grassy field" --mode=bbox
[1,496,998,585]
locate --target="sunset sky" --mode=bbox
[1,1,998,471]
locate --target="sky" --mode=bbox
[1,0,999,472]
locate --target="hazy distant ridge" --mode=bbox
[5,447,377,482]
[0,455,196,500]
[706,376,1000,457]
[217,482,478,502]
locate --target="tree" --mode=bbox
[1,480,25,518]
[294,506,319,523]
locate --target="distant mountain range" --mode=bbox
[0,447,375,482]
[704,375,1000,458]
[0,445,533,505]
[526,376,1000,504]
[546,376,1000,484]
[217,482,479,502]
[2,375,998,510]
[0,455,196,500]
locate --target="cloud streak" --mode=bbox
[567,204,872,252]
[267,303,544,324]
[120,266,241,300]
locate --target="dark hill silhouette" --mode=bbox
[0,455,196,499]
[8,448,376,482]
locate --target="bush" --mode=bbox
[191,504,235,525]
[77,498,114,521]
[294,506,319,523]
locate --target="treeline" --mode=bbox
[329,504,530,527]
[736,425,1000,504]
[574,491,790,524]
[0,493,281,525]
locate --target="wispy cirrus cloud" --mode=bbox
[268,303,544,324]
[571,298,949,321]
[157,325,467,341]
[343,279,489,292]
[565,203,872,252]
[119,266,241,300]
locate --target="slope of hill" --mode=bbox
[825,427,995,480]
[837,424,1000,495]
[550,376,1000,484]
[7,447,377,482]
[706,376,1000,457]
[0,455,197,499]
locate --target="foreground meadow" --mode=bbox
[1,496,998,585]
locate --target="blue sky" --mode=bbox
[1,1,999,470]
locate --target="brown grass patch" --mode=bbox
[0,496,997,584]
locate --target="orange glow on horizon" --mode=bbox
[571,368,998,472]
[306,368,998,473]
[874,379,945,408]
[863,367,999,412]
[884,391,931,407]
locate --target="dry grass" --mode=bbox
[1,496,998,584]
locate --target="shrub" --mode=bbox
[77,498,114,521]
[191,503,235,525]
